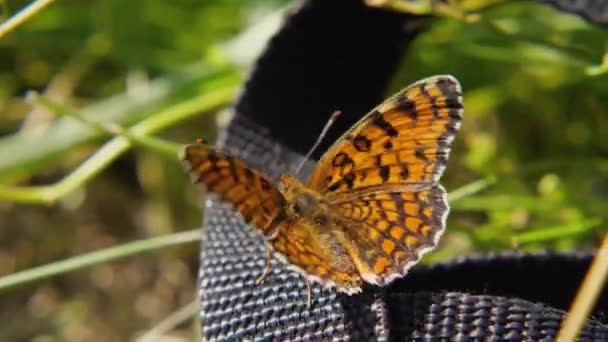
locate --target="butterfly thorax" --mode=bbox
[279,174,331,224]
[278,174,362,288]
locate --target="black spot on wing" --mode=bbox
[414,147,427,161]
[445,98,463,111]
[400,163,409,179]
[352,135,372,152]
[333,152,354,167]
[390,192,405,220]
[397,98,417,121]
[343,173,355,190]
[327,183,340,192]
[420,84,439,119]
[436,77,460,97]
[371,110,399,137]
[379,166,390,182]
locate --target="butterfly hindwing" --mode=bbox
[332,185,448,285]
[271,219,363,292]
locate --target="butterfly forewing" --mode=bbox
[308,75,463,195]
[181,144,286,238]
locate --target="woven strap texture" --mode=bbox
[199,0,608,340]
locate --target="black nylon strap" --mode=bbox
[199,0,608,340]
[233,0,425,158]
[200,118,608,341]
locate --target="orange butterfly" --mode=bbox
[182,75,463,303]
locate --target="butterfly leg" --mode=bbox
[306,278,312,308]
[256,241,273,284]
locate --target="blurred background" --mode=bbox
[0,0,606,341]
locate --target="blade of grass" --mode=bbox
[0,82,236,204]
[557,234,608,341]
[0,229,202,292]
[365,0,480,22]
[452,194,556,211]
[448,176,496,203]
[365,0,432,15]
[585,52,608,76]
[22,33,111,131]
[0,65,238,180]
[0,3,284,180]
[32,92,180,161]
[0,0,57,39]
[0,2,284,180]
[511,218,601,246]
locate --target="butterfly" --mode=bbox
[182,75,463,302]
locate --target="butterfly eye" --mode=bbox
[314,215,329,226]
[292,203,303,216]
[293,194,314,216]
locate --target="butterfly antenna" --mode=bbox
[294,110,342,176]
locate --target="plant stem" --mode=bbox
[557,234,608,341]
[448,176,496,203]
[0,0,57,38]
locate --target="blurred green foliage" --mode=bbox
[0,0,606,340]
[0,0,282,340]
[394,2,608,259]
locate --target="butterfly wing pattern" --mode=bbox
[309,75,463,286]
[181,145,286,238]
[181,145,363,290]
[309,75,462,193]
[270,218,363,291]
[182,75,463,294]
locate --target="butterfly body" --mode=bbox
[279,174,372,292]
[182,75,463,294]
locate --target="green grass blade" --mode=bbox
[0,229,201,292]
[0,82,236,204]
[511,219,602,246]
[448,176,497,203]
[0,65,238,180]
[33,93,181,161]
